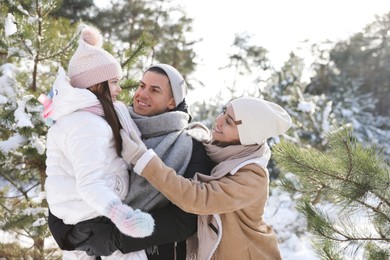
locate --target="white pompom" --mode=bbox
[80,25,103,47]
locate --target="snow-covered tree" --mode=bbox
[273,125,390,259]
[260,52,336,150]
[328,76,390,155]
[0,0,154,257]
[191,33,271,128]
[1,1,79,258]
[306,11,390,154]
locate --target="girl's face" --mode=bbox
[108,78,122,101]
[211,104,241,145]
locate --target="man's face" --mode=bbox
[133,71,176,116]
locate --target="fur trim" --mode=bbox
[186,122,211,142]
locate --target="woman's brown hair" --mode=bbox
[88,81,122,156]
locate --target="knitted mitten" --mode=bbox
[109,204,154,238]
[120,129,147,166]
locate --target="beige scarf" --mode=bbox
[197,141,270,181]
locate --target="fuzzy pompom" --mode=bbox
[80,26,103,48]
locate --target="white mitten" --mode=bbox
[109,204,154,238]
[120,129,147,166]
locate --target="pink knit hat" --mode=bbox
[68,25,122,89]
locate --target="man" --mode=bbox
[48,64,214,259]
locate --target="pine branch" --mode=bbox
[41,0,57,18]
[37,21,80,62]
[274,125,390,258]
[342,134,354,180]
[0,201,12,214]
[39,34,77,61]
[275,135,389,207]
[301,202,389,243]
[334,128,390,208]
[353,197,390,222]
[16,32,34,57]
[31,0,43,92]
[121,32,155,68]
[0,171,32,201]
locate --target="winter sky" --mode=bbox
[95,0,390,103]
[176,0,390,103]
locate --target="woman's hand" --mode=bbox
[120,130,147,166]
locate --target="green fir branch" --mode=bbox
[273,124,390,258]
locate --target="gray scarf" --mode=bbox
[124,107,193,211]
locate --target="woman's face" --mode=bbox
[211,104,240,145]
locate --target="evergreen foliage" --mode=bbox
[261,52,335,150]
[1,1,79,257]
[54,0,199,87]
[273,125,390,259]
[50,0,96,22]
[1,1,389,258]
[192,33,271,129]
[308,11,390,117]
[0,0,155,257]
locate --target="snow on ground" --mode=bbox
[265,186,319,259]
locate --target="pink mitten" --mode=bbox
[109,204,154,238]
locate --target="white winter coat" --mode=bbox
[45,69,130,224]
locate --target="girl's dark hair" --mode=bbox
[89,81,122,156]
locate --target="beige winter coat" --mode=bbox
[139,155,282,260]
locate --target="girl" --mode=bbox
[41,25,153,260]
[120,96,292,259]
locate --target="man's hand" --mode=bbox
[65,217,118,249]
[74,218,123,256]
[120,129,147,166]
[66,221,97,248]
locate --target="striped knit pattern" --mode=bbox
[70,62,122,88]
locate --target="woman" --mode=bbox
[41,25,153,260]
[121,96,292,259]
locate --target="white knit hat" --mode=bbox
[68,25,122,89]
[146,64,187,107]
[231,97,292,145]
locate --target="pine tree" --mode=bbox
[84,0,199,87]
[273,125,390,259]
[0,0,154,257]
[1,1,79,257]
[307,37,390,155]
[261,52,337,150]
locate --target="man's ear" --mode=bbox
[167,98,176,110]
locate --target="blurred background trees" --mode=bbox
[1,0,389,258]
[191,10,390,259]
